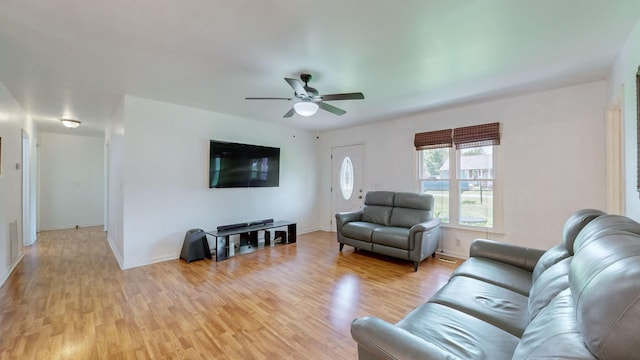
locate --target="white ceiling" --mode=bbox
[1,1,639,136]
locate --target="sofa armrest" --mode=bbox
[470,238,545,272]
[335,210,363,230]
[351,316,453,360]
[410,217,441,235]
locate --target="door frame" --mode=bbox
[605,85,625,215]
[22,129,37,246]
[330,143,365,231]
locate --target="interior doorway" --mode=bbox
[22,130,36,246]
[331,144,364,231]
[606,86,625,215]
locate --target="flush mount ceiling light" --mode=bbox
[293,101,319,117]
[60,118,81,128]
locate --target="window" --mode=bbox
[415,123,500,230]
[340,156,354,200]
[418,148,450,222]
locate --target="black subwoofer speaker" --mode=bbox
[180,228,212,263]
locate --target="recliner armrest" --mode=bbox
[410,217,441,235]
[351,316,452,360]
[470,238,545,272]
[335,210,363,233]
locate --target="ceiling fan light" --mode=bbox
[60,118,81,128]
[293,102,319,117]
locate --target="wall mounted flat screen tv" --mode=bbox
[209,140,280,188]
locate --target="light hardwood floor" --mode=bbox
[0,227,459,359]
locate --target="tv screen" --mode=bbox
[209,140,280,188]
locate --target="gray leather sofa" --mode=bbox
[350,209,640,359]
[336,191,441,271]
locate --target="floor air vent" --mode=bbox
[437,256,458,264]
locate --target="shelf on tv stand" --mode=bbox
[206,220,296,261]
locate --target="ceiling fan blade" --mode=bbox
[320,92,365,101]
[245,97,293,100]
[285,78,308,97]
[283,108,295,118]
[319,102,347,116]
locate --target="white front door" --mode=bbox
[331,144,364,231]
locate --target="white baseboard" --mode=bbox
[106,233,179,270]
[106,234,125,270]
[121,254,179,270]
[40,223,104,231]
[0,252,24,288]
[298,226,320,235]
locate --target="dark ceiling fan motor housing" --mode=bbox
[299,74,318,97]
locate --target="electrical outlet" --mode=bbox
[455,238,461,247]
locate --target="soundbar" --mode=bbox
[217,218,274,231]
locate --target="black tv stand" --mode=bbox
[207,220,296,261]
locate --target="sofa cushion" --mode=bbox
[397,303,519,360]
[531,243,569,281]
[361,206,392,226]
[341,222,381,242]
[572,214,640,254]
[531,209,604,281]
[513,289,597,359]
[389,193,433,228]
[452,257,533,296]
[364,191,395,206]
[561,208,606,255]
[393,192,433,210]
[570,231,640,360]
[528,257,570,320]
[428,276,529,337]
[371,227,410,249]
[360,191,395,226]
[389,208,430,228]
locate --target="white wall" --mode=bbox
[38,133,104,230]
[117,96,319,269]
[0,81,38,286]
[106,97,126,265]
[320,81,607,257]
[608,18,640,221]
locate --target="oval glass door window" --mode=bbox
[340,156,354,200]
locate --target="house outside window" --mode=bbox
[415,123,501,230]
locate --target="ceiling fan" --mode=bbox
[245,74,365,118]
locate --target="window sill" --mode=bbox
[440,223,505,236]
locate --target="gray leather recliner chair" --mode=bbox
[336,191,441,271]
